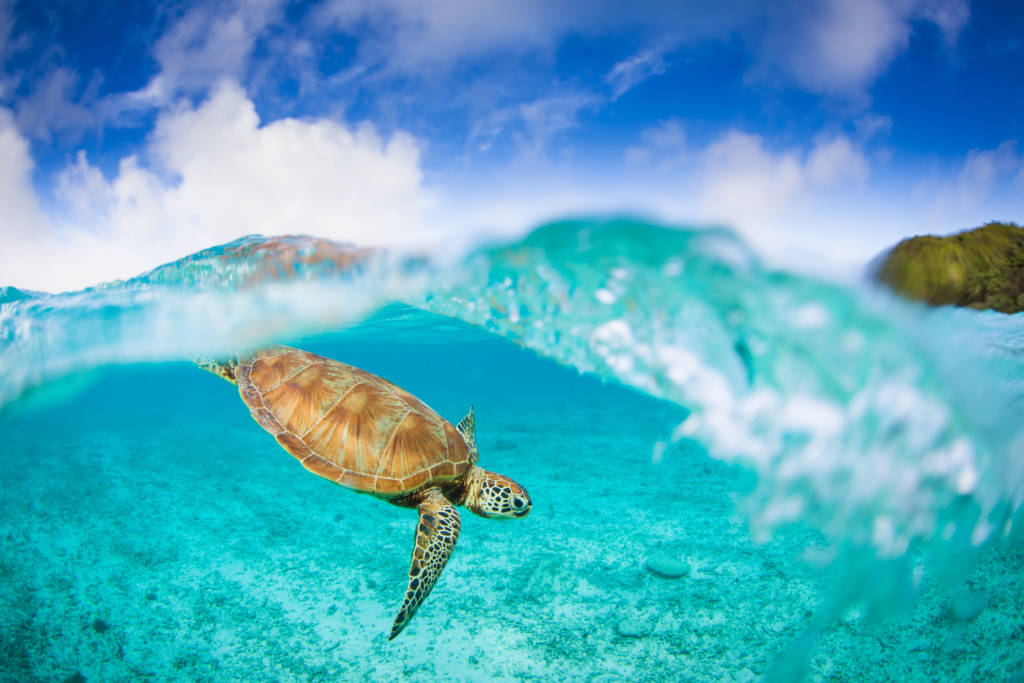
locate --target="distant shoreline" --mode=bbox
[873,222,1024,314]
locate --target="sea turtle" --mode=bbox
[199,346,531,639]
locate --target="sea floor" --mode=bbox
[1,336,1022,681]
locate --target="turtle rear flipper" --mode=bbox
[389,487,461,640]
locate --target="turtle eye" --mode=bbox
[511,495,530,517]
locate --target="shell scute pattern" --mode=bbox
[261,363,345,430]
[236,347,473,496]
[304,383,403,474]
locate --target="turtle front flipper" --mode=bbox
[389,487,461,640]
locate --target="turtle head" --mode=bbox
[463,467,531,519]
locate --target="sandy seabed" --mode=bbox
[2,341,1022,682]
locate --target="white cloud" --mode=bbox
[644,118,686,149]
[954,141,1020,206]
[314,0,573,74]
[470,89,602,155]
[747,0,969,98]
[309,1,955,103]
[2,0,974,152]
[804,1,911,94]
[309,0,966,104]
[854,113,893,141]
[1,0,966,151]
[14,67,98,141]
[518,91,602,148]
[682,131,880,271]
[3,81,431,292]
[698,131,870,211]
[8,83,1014,295]
[442,124,1021,281]
[301,0,972,108]
[0,107,46,241]
[806,136,870,185]
[912,140,1023,226]
[647,130,1023,276]
[625,118,686,169]
[698,131,807,227]
[116,0,283,112]
[606,48,668,101]
[917,0,971,43]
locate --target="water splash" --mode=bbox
[0,235,426,407]
[422,222,1023,555]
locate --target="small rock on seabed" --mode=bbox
[615,615,655,638]
[644,552,690,579]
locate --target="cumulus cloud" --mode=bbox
[698,131,807,226]
[633,129,1020,275]
[688,131,878,268]
[698,131,871,212]
[2,81,431,292]
[450,123,1020,280]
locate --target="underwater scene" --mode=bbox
[2,219,1024,681]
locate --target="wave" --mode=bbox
[3,218,1023,627]
[421,222,1024,548]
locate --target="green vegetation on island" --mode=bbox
[874,221,1024,314]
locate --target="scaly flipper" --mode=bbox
[389,487,461,640]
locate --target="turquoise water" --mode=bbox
[2,219,1023,680]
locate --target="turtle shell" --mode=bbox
[234,346,475,496]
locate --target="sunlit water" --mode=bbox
[2,219,1022,681]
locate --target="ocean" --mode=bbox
[2,219,1022,681]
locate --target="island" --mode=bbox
[873,221,1024,314]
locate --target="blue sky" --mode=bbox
[1,0,1022,290]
